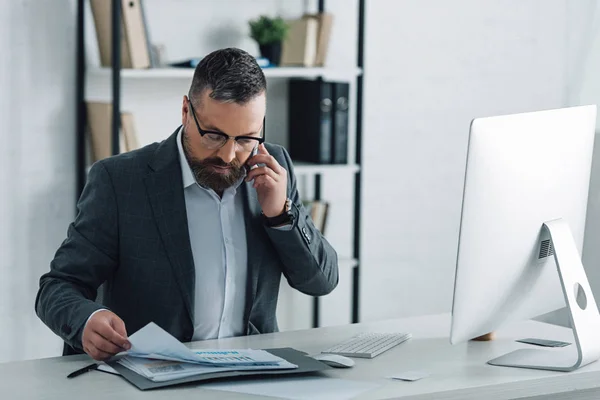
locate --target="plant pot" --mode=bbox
[259,42,282,66]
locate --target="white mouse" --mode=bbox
[312,353,355,368]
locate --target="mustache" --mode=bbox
[200,157,241,168]
[187,155,242,170]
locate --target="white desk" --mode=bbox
[3,313,600,399]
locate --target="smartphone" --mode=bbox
[245,146,259,173]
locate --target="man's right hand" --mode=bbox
[82,310,131,360]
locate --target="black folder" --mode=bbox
[288,79,334,164]
[332,82,350,164]
[107,347,330,390]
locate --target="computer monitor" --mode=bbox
[450,105,600,372]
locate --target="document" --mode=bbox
[118,322,298,381]
[120,356,298,382]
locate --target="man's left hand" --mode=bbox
[246,144,288,217]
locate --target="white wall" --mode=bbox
[360,0,600,322]
[0,0,76,362]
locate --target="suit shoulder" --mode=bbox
[264,143,291,165]
[95,141,161,174]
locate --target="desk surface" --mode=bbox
[3,313,600,400]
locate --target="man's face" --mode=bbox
[181,90,266,192]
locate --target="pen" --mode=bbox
[67,363,99,379]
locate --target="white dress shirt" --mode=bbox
[176,128,248,340]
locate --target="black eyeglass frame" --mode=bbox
[188,99,266,150]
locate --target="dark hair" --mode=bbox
[188,47,267,106]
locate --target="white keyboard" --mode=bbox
[322,332,412,359]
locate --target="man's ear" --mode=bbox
[181,95,189,125]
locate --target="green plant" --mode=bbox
[249,15,290,45]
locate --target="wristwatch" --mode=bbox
[264,198,294,227]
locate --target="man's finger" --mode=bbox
[253,174,275,189]
[247,154,282,174]
[258,143,269,155]
[246,166,279,182]
[95,321,129,350]
[88,332,123,355]
[84,344,112,361]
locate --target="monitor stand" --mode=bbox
[488,218,600,372]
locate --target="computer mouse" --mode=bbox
[311,353,355,368]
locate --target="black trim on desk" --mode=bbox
[352,0,366,324]
[76,0,86,199]
[111,0,121,156]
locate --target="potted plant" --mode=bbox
[249,15,289,66]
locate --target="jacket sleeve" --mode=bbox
[264,147,339,296]
[35,161,118,350]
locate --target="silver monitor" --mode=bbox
[450,105,600,371]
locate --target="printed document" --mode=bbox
[118,322,297,381]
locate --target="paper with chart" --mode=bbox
[120,356,298,382]
[118,322,297,381]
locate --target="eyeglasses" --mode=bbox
[188,99,265,152]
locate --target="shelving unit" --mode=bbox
[75,0,365,328]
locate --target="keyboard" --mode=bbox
[322,332,412,359]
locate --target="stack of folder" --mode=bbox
[99,322,329,390]
[303,200,329,234]
[86,102,140,162]
[280,13,333,67]
[288,79,350,165]
[90,0,153,68]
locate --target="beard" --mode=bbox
[182,128,245,192]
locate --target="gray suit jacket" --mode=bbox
[35,129,339,354]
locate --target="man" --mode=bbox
[35,47,339,360]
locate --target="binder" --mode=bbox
[121,112,140,151]
[86,102,134,161]
[332,82,350,164]
[303,12,334,66]
[90,0,132,68]
[280,17,319,67]
[121,0,151,68]
[303,200,330,234]
[90,0,151,69]
[288,79,333,164]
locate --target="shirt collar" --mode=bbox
[177,126,247,191]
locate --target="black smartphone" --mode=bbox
[245,146,259,173]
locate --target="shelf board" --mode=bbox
[87,66,362,81]
[293,162,360,175]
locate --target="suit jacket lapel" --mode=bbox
[242,181,265,324]
[144,129,195,327]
